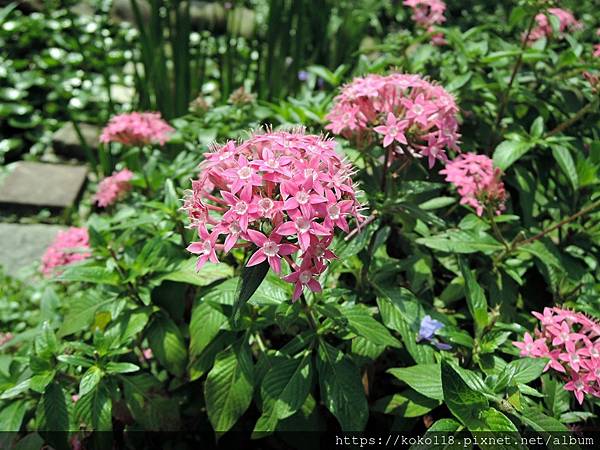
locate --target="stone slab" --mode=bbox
[0,223,66,277]
[52,122,101,159]
[110,85,135,104]
[0,162,87,209]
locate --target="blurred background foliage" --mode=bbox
[1,0,599,165]
[1,0,600,444]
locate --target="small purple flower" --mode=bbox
[417,315,451,350]
[298,70,309,81]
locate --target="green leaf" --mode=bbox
[35,322,58,358]
[342,306,401,348]
[189,301,228,356]
[0,399,27,431]
[417,229,503,254]
[252,413,279,438]
[58,293,116,338]
[458,257,488,334]
[388,365,443,401]
[419,196,457,210]
[373,389,440,417]
[542,375,570,416]
[551,145,579,190]
[146,315,187,377]
[204,341,254,433]
[260,353,312,422]
[1,379,31,400]
[36,382,68,431]
[530,117,544,139]
[232,261,269,325]
[410,418,462,450]
[317,342,368,431]
[519,406,569,432]
[441,361,488,426]
[480,331,511,354]
[472,408,518,432]
[74,384,112,431]
[11,433,44,450]
[122,374,181,430]
[493,140,534,171]
[445,73,472,93]
[57,265,120,285]
[29,368,55,390]
[105,362,140,374]
[160,259,233,286]
[103,307,152,348]
[248,275,291,306]
[374,285,435,364]
[79,366,103,397]
[496,358,547,392]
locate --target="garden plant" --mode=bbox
[1,0,600,449]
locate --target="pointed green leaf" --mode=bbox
[146,315,187,377]
[388,364,443,400]
[317,342,368,431]
[493,140,534,170]
[260,353,313,421]
[204,341,254,433]
[232,261,269,324]
[458,257,488,334]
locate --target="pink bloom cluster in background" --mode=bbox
[325,73,460,167]
[0,332,13,347]
[183,129,363,300]
[594,29,600,57]
[41,227,91,277]
[526,8,581,44]
[100,112,173,147]
[440,153,506,216]
[94,168,134,208]
[403,0,445,28]
[403,0,446,44]
[583,72,600,93]
[513,307,600,404]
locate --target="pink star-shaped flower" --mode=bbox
[374,113,408,148]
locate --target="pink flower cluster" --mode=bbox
[526,8,582,44]
[439,153,506,216]
[513,307,600,404]
[41,227,91,277]
[94,169,134,208]
[100,112,173,146]
[325,73,460,167]
[183,129,363,300]
[403,0,445,29]
[594,29,600,58]
[403,0,446,44]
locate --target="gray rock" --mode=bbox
[110,84,136,104]
[109,1,255,37]
[0,162,87,209]
[71,2,95,17]
[52,122,101,159]
[0,223,66,277]
[110,0,150,24]
[0,0,44,13]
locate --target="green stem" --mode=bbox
[380,147,391,194]
[495,198,600,263]
[545,100,597,138]
[300,294,319,332]
[490,13,537,147]
[108,246,144,305]
[487,209,509,251]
